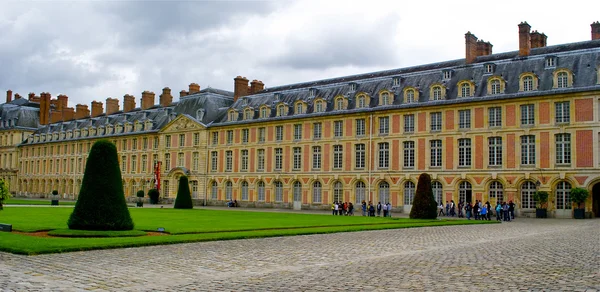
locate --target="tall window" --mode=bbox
[293,181,302,202]
[432,181,443,205]
[257,149,265,171]
[313,123,322,139]
[404,114,414,133]
[211,181,218,199]
[143,137,148,149]
[355,144,365,168]
[241,181,249,201]
[403,141,415,168]
[333,145,343,169]
[133,138,138,150]
[556,181,571,210]
[555,101,570,123]
[404,181,415,205]
[355,181,366,204]
[294,124,302,140]
[275,126,283,141]
[430,140,442,167]
[274,148,283,170]
[520,135,536,165]
[212,132,218,145]
[293,147,302,170]
[379,181,390,204]
[459,181,472,203]
[521,181,537,209]
[225,151,232,171]
[177,152,184,167]
[381,92,391,105]
[490,79,501,95]
[406,89,415,103]
[192,152,199,171]
[333,181,343,202]
[258,127,265,143]
[260,107,268,118]
[193,133,200,146]
[459,110,471,129]
[378,142,389,168]
[211,151,218,172]
[555,133,571,164]
[179,134,185,147]
[520,104,535,125]
[226,130,233,144]
[460,83,471,97]
[257,181,265,201]
[458,138,472,167]
[275,181,283,202]
[336,98,344,110]
[242,129,249,144]
[523,76,534,91]
[131,155,137,173]
[432,86,442,100]
[334,121,343,137]
[379,116,389,135]
[241,150,248,171]
[488,137,502,166]
[489,181,504,203]
[163,180,170,198]
[313,181,322,203]
[357,95,366,108]
[190,180,198,198]
[488,107,502,127]
[142,155,148,172]
[312,146,321,169]
[296,103,303,114]
[315,100,324,113]
[165,135,172,148]
[225,181,232,200]
[430,112,442,131]
[557,72,568,88]
[356,119,366,136]
[278,105,286,116]
[164,153,171,171]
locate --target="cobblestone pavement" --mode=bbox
[1,219,599,291]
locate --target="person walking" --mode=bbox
[438,202,445,216]
[485,201,492,220]
[368,203,375,217]
[465,202,472,220]
[450,200,456,217]
[332,202,337,215]
[376,202,382,217]
[502,202,510,222]
[383,203,388,217]
[445,201,450,217]
[386,202,392,217]
[495,202,502,221]
[458,200,464,218]
[361,201,367,216]
[480,204,487,220]
[509,200,516,220]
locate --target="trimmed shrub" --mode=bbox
[67,140,134,231]
[0,179,10,211]
[570,187,589,209]
[52,190,58,196]
[174,176,193,209]
[533,191,549,209]
[136,190,145,198]
[409,173,438,219]
[148,189,160,204]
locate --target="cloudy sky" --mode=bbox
[1,0,599,108]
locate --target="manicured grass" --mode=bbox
[0,207,496,255]
[4,198,77,206]
[48,229,147,237]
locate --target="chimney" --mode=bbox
[106,97,120,115]
[476,40,493,57]
[39,92,51,125]
[6,90,12,103]
[518,21,531,57]
[592,21,600,40]
[14,93,21,99]
[159,87,173,107]
[180,90,189,98]
[57,94,68,109]
[188,83,200,94]
[465,32,478,64]
[63,107,75,121]
[75,104,90,119]
[123,94,136,112]
[50,110,62,124]
[530,30,547,48]
[91,101,104,118]
[234,76,249,102]
[141,91,155,110]
[250,80,265,94]
[28,92,35,101]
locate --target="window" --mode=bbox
[405,89,415,103]
[294,124,302,140]
[225,151,232,171]
[432,181,443,205]
[555,133,571,164]
[241,150,248,171]
[458,138,472,167]
[333,181,343,203]
[260,107,268,119]
[132,138,138,150]
[489,181,504,203]
[381,92,391,105]
[557,72,568,88]
[335,97,345,110]
[430,140,442,167]
[275,148,283,170]
[545,57,556,68]
[490,79,501,95]
[460,83,471,97]
[225,181,232,200]
[356,119,366,136]
[334,121,343,137]
[121,140,126,150]
[403,181,415,205]
[459,181,472,203]
[257,181,265,201]
[403,141,415,168]
[141,155,147,172]
[211,151,218,172]
[211,132,218,145]
[258,127,265,143]
[313,123,322,139]
[488,107,502,127]
[379,116,389,135]
[211,181,218,199]
[357,95,367,108]
[142,137,148,150]
[459,109,471,129]
[192,152,199,172]
[432,86,443,100]
[296,103,303,115]
[229,111,237,121]
[242,129,249,144]
[312,146,321,169]
[226,130,233,144]
[428,112,442,132]
[165,135,171,148]
[520,104,535,125]
[179,134,185,147]
[164,153,171,171]
[293,181,302,202]
[276,126,283,141]
[315,100,324,113]
[521,181,537,209]
[555,101,570,124]
[443,70,452,80]
[355,144,365,168]
[313,181,322,203]
[333,145,343,169]
[293,147,302,170]
[191,180,198,198]
[485,64,494,73]
[277,105,286,116]
[404,114,414,133]
[163,180,170,198]
[177,152,184,167]
[379,181,390,204]
[488,137,502,166]
[274,181,283,202]
[257,149,265,171]
[392,77,400,87]
[349,83,357,92]
[378,142,389,168]
[522,76,534,91]
[244,109,253,120]
[355,181,366,204]
[520,135,535,165]
[556,181,571,210]
[241,181,249,201]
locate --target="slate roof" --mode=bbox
[0,100,41,130]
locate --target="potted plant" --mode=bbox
[51,190,59,206]
[571,187,589,219]
[136,190,145,207]
[533,190,549,218]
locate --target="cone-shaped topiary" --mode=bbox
[148,189,160,204]
[174,175,193,209]
[67,140,134,230]
[409,173,438,219]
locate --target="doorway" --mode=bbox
[466,190,473,204]
[593,183,600,218]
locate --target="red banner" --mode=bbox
[153,161,161,191]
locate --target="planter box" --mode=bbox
[573,208,585,219]
[136,201,143,207]
[51,200,59,206]
[535,208,547,218]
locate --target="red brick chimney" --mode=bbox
[39,93,51,125]
[75,104,90,119]
[123,94,136,112]
[465,32,478,64]
[476,40,493,57]
[180,90,189,98]
[250,80,265,94]
[518,22,531,57]
[28,92,35,101]
[188,83,200,94]
[159,87,173,107]
[592,21,600,40]
[106,98,119,115]
[530,30,547,48]
[234,76,249,102]
[57,94,68,110]
[6,90,12,103]
[91,101,103,118]
[63,107,75,121]
[50,95,65,123]
[141,91,155,110]
[14,93,21,100]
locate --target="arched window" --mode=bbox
[432,181,443,205]
[556,181,572,210]
[336,97,344,110]
[257,181,265,201]
[313,181,322,203]
[244,109,253,120]
[315,100,324,113]
[293,181,302,202]
[489,181,504,204]
[378,181,390,204]
[241,181,249,201]
[355,181,366,203]
[229,111,237,121]
[277,105,286,117]
[490,79,501,95]
[296,103,303,114]
[357,95,366,108]
[406,89,415,103]
[521,181,536,209]
[557,72,568,88]
[260,107,268,119]
[333,181,343,202]
[459,181,472,203]
[274,181,283,202]
[211,181,218,199]
[404,181,415,205]
[460,83,471,97]
[522,76,534,91]
[381,92,390,105]
[432,86,442,100]
[225,181,233,200]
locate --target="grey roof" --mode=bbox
[0,100,40,130]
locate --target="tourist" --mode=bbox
[465,202,472,220]
[485,201,492,220]
[458,200,464,218]
[480,203,487,220]
[386,202,392,217]
[495,202,502,221]
[362,201,367,216]
[348,202,354,216]
[438,202,445,216]
[450,200,456,217]
[503,202,510,222]
[473,200,480,220]
[383,202,388,217]
[377,202,382,217]
[333,202,338,215]
[509,200,516,220]
[368,203,375,217]
[445,201,450,217]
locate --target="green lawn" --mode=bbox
[4,198,77,206]
[0,207,496,255]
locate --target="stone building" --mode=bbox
[3,21,600,218]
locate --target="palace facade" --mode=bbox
[2,22,600,218]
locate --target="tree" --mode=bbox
[174,176,193,209]
[533,191,549,209]
[148,189,160,204]
[570,187,589,209]
[409,173,438,219]
[67,140,134,230]
[136,190,145,198]
[0,179,11,210]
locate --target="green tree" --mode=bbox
[409,173,438,219]
[67,140,134,230]
[136,190,145,198]
[148,189,160,204]
[570,187,589,209]
[0,179,11,210]
[174,176,193,209]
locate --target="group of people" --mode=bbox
[438,200,516,221]
[331,201,354,216]
[362,201,392,217]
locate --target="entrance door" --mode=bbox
[466,190,473,204]
[593,183,600,218]
[293,181,302,210]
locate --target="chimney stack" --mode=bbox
[57,94,68,110]
[465,32,478,64]
[160,87,173,107]
[592,21,600,40]
[6,90,12,103]
[530,30,547,48]
[14,93,21,99]
[28,92,35,101]
[518,22,531,57]
[476,40,493,57]
[250,80,265,94]
[188,83,200,94]
[75,104,90,119]
[39,92,51,125]
[106,97,120,115]
[123,94,136,112]
[234,76,249,102]
[91,101,103,118]
[63,107,75,121]
[141,91,155,110]
[180,90,189,98]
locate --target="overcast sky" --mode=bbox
[1,0,599,108]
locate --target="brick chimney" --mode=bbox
[123,94,136,112]
[476,40,493,57]
[180,90,189,98]
[50,110,62,124]
[250,80,265,94]
[39,92,51,125]
[28,92,35,101]
[465,32,478,64]
[63,107,75,121]
[592,21,600,40]
[159,87,173,107]
[75,104,90,119]
[50,95,65,123]
[141,91,155,110]
[234,76,249,102]
[106,97,119,115]
[14,93,21,99]
[57,94,68,109]
[530,30,547,48]
[188,83,200,94]
[6,90,12,103]
[91,101,103,118]
[518,22,531,57]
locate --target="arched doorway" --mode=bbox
[593,183,600,218]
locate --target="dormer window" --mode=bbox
[125,123,132,132]
[243,109,252,120]
[196,109,205,121]
[241,97,248,106]
[90,127,97,136]
[105,126,113,135]
[60,132,66,140]
[309,88,317,97]
[314,100,325,113]
[442,70,453,80]
[116,124,123,133]
[277,104,286,117]
[349,83,357,92]
[484,63,495,74]
[356,95,368,109]
[41,134,46,141]
[545,56,556,68]
[67,131,73,138]
[98,126,105,135]
[74,129,80,138]
[458,81,475,98]
[144,120,153,130]
[519,73,538,92]
[392,77,400,87]
[335,96,346,110]
[228,110,237,122]
[135,122,142,132]
[487,76,505,95]
[430,85,445,101]
[380,92,391,106]
[403,87,419,103]
[295,102,304,115]
[260,106,269,119]
[274,93,282,101]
